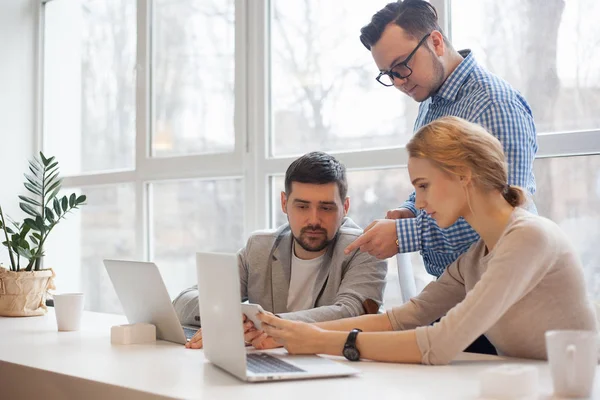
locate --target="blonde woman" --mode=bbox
[256,116,597,365]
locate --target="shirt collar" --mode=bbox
[432,49,474,103]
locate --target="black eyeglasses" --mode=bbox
[376,33,431,87]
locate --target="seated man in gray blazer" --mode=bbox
[174,151,387,350]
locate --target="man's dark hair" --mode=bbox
[285,152,348,201]
[360,0,446,50]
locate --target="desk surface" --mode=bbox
[0,309,597,399]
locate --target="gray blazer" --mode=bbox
[173,217,387,326]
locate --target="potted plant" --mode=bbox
[0,152,86,317]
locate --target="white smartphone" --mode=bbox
[241,303,265,330]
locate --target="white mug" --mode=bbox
[545,330,598,398]
[53,293,84,331]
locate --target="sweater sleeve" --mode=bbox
[414,218,556,365]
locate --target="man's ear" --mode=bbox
[281,191,288,215]
[343,197,350,216]
[430,30,445,57]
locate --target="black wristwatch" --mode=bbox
[342,328,362,361]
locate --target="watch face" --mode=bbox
[343,347,360,361]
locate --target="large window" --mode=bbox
[451,0,600,299]
[43,0,241,312]
[270,1,420,157]
[43,0,136,175]
[151,178,244,299]
[534,155,600,298]
[451,0,600,133]
[41,0,600,313]
[44,184,136,313]
[152,0,235,157]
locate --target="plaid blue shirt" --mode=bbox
[396,50,538,278]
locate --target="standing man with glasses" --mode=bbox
[344,0,538,355]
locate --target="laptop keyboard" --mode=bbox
[183,326,198,340]
[246,353,305,374]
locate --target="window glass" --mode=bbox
[270,1,420,157]
[452,0,600,133]
[151,178,244,298]
[44,0,136,174]
[152,0,235,157]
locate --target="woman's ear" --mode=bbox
[459,170,472,186]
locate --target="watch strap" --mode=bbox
[344,328,362,349]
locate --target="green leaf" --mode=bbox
[6,217,21,232]
[76,195,87,204]
[31,236,39,245]
[5,226,15,235]
[19,223,31,238]
[47,187,61,205]
[29,168,41,181]
[16,247,33,259]
[32,232,42,241]
[29,162,40,175]
[24,182,42,196]
[46,170,60,187]
[69,193,76,208]
[45,164,59,178]
[53,198,61,217]
[40,152,49,166]
[46,180,62,197]
[19,195,41,207]
[23,174,42,189]
[19,238,30,250]
[24,218,38,231]
[20,203,40,218]
[46,156,56,167]
[35,216,45,233]
[31,155,43,166]
[45,207,55,223]
[61,196,68,212]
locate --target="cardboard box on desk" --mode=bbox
[111,323,156,345]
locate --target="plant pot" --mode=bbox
[0,267,55,317]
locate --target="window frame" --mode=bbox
[37,0,600,265]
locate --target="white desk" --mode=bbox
[0,309,597,400]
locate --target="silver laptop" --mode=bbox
[104,259,199,345]
[196,251,359,382]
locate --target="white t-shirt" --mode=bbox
[286,249,325,312]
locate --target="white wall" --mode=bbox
[0,1,37,219]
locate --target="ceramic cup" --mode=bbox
[545,329,598,398]
[53,293,84,331]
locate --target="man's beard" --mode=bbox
[427,49,446,99]
[293,225,331,253]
